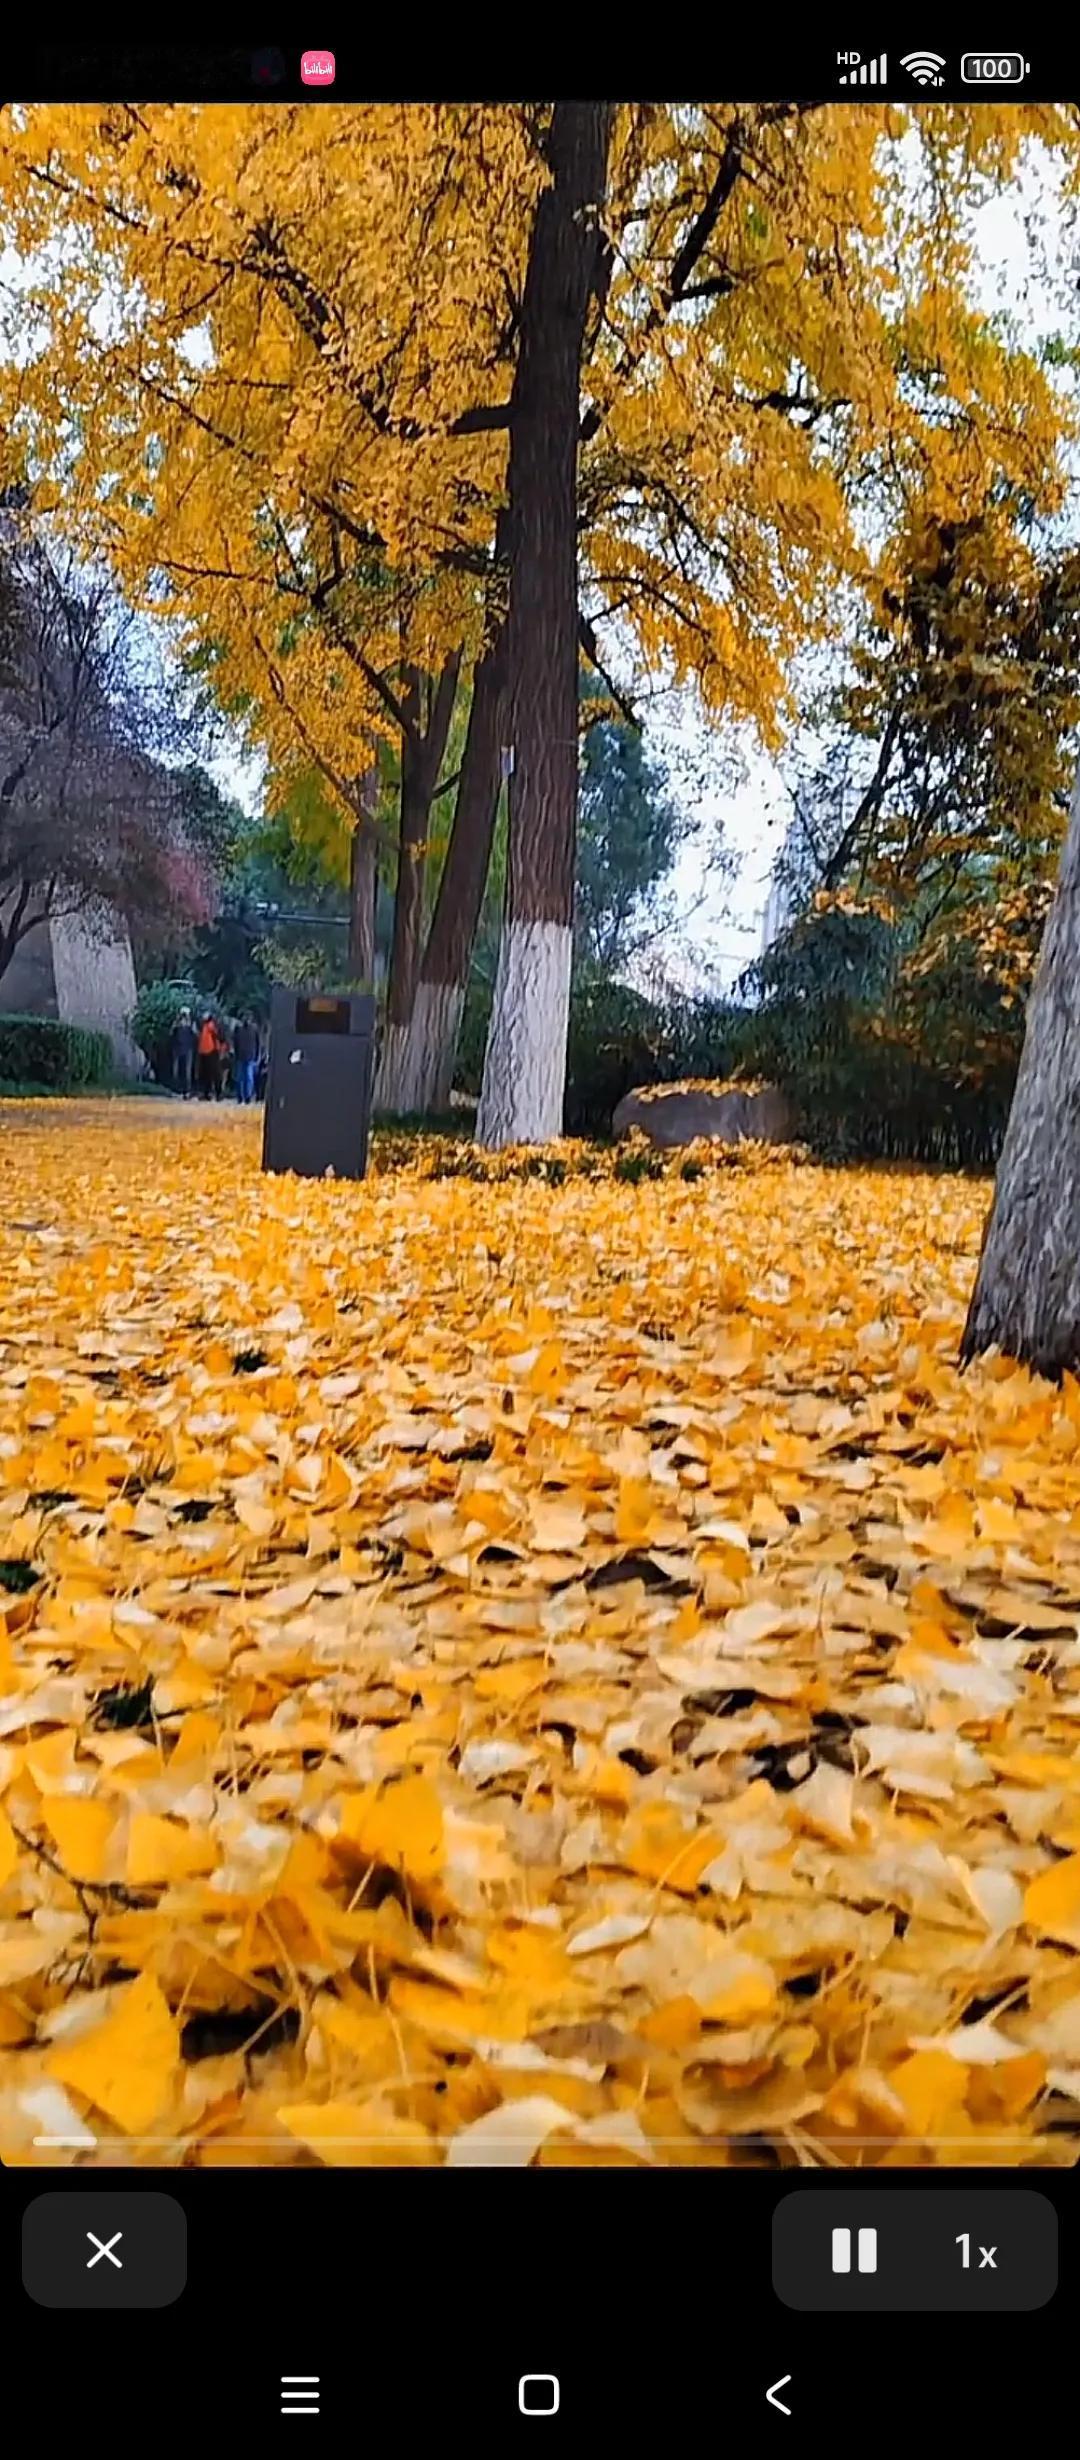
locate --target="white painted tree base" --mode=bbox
[476,919,573,1148]
[380,979,466,1117]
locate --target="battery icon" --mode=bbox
[961,53,1030,83]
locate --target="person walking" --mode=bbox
[170,1005,196,1099]
[233,1015,259,1104]
[214,1017,232,1099]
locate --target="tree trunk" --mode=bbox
[0,876,38,983]
[961,760,1080,1375]
[476,102,614,1149]
[374,656,460,1113]
[392,629,506,1115]
[348,768,379,983]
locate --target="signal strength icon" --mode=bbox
[900,49,946,84]
[837,52,888,84]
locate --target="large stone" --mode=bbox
[612,1079,795,1148]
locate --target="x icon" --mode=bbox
[86,2230,123,2271]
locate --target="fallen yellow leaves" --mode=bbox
[278,2100,438,2167]
[1,1099,1080,2170]
[1024,1853,1080,1948]
[336,1775,444,1894]
[47,1973,179,2136]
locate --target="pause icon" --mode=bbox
[832,2226,877,2273]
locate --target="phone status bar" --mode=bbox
[0,43,1066,104]
[838,49,1031,89]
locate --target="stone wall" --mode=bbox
[0,900,141,1075]
[0,919,58,1021]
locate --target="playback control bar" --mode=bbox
[773,2188,1057,2312]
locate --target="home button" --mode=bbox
[518,2374,560,2416]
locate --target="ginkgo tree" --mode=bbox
[778,487,1080,932]
[474,102,615,1142]
[961,764,1080,1375]
[406,102,1079,1132]
[2,98,1080,1140]
[407,101,1080,1130]
[0,99,537,1078]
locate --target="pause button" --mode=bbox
[832,2227,877,2274]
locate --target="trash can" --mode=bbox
[261,988,376,1180]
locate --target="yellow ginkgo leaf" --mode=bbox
[336,1775,444,1889]
[1023,1852,1080,1945]
[47,1973,179,2134]
[277,2100,437,2167]
[889,2051,969,2139]
[0,1806,18,1891]
[126,1813,220,1888]
[41,1798,116,1883]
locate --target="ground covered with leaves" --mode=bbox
[2,1098,1080,2171]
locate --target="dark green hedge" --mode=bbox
[455,930,1023,1168]
[456,972,746,1136]
[0,1014,113,1090]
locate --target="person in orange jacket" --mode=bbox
[196,1012,225,1100]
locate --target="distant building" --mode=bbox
[760,872,794,954]
[760,802,816,953]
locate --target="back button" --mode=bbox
[22,2192,187,2309]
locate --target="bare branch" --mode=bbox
[578,614,639,729]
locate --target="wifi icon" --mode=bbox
[900,49,946,85]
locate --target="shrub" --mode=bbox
[454,972,494,1101]
[455,970,740,1134]
[453,903,1024,1168]
[0,1014,112,1091]
[655,992,750,1085]
[368,1128,799,1184]
[734,902,1025,1168]
[563,975,670,1133]
[129,978,200,1084]
[613,1146,663,1182]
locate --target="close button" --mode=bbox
[22,2192,187,2309]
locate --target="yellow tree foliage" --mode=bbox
[0,103,540,807]
[583,102,1080,734]
[3,101,1080,1145]
[1,101,1077,811]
